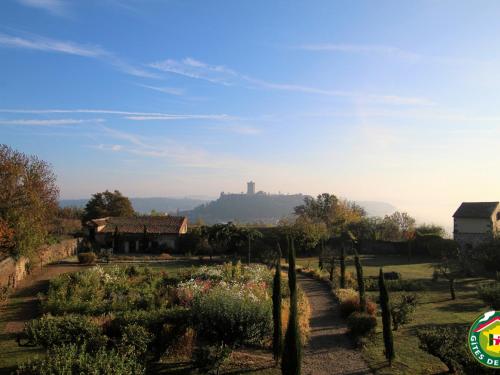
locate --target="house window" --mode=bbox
[497,212,500,221]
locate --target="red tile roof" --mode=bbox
[88,216,187,234]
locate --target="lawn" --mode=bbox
[298,253,491,374]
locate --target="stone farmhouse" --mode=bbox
[453,202,500,249]
[86,216,188,253]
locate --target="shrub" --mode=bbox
[192,286,272,347]
[364,278,425,292]
[107,307,191,339]
[77,252,96,265]
[192,343,232,375]
[16,344,144,375]
[22,314,106,348]
[477,282,500,309]
[390,293,418,330]
[472,239,500,272]
[336,288,358,303]
[417,325,493,374]
[43,266,170,315]
[347,312,377,337]
[339,296,376,318]
[383,272,401,280]
[119,324,153,359]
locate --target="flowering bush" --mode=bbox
[192,285,272,346]
[43,266,170,315]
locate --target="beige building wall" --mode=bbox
[494,207,500,236]
[454,217,493,234]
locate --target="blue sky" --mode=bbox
[1,0,500,227]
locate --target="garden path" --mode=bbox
[298,274,372,375]
[1,262,87,334]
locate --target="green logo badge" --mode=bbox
[469,311,500,368]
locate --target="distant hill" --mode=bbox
[60,195,397,223]
[183,195,398,224]
[182,192,307,224]
[59,197,210,214]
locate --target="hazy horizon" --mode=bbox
[2,1,499,230]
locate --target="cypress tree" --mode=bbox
[318,239,324,270]
[340,245,346,289]
[354,250,366,312]
[329,256,335,283]
[273,243,283,362]
[281,239,301,375]
[379,268,395,365]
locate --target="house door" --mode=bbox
[124,241,130,253]
[130,240,137,253]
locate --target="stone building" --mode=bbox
[86,216,188,253]
[453,202,500,249]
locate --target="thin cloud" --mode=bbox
[149,58,237,85]
[0,108,234,120]
[0,118,104,126]
[99,127,265,169]
[125,114,235,121]
[0,32,104,57]
[16,0,67,16]
[149,57,433,106]
[0,31,157,78]
[206,124,262,135]
[295,43,421,61]
[136,84,185,96]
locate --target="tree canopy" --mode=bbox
[0,144,59,258]
[293,193,365,236]
[82,190,135,222]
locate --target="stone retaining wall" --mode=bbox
[0,238,81,290]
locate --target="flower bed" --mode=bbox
[21,262,308,373]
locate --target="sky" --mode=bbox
[1,0,500,229]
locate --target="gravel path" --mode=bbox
[298,274,372,375]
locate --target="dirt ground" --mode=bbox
[1,262,88,334]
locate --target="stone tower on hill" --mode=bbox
[247,181,255,195]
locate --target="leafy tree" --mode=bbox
[278,217,328,254]
[390,293,418,331]
[0,218,15,258]
[294,194,365,235]
[0,145,59,258]
[380,212,416,241]
[416,224,446,238]
[379,268,395,365]
[434,259,459,300]
[281,239,301,375]
[57,206,84,220]
[237,227,263,264]
[83,190,134,222]
[354,250,366,312]
[272,244,283,362]
[205,223,238,257]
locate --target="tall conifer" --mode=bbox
[281,239,301,375]
[273,243,283,362]
[379,268,395,365]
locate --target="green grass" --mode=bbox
[298,254,491,374]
